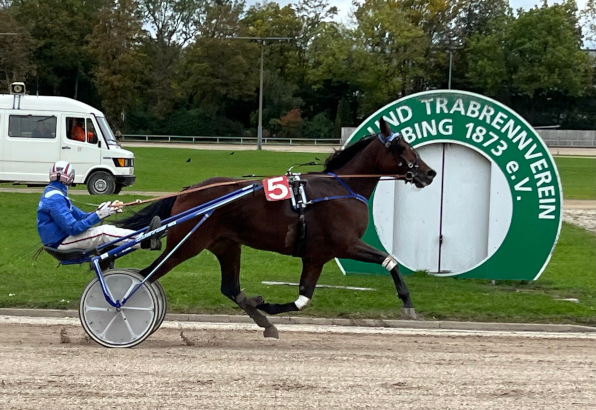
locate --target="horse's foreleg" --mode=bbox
[341,240,417,319]
[209,239,278,338]
[257,259,324,315]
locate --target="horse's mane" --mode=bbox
[323,136,375,172]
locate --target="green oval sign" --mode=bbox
[337,90,562,281]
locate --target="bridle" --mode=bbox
[376,131,420,183]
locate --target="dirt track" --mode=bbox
[0,318,594,409]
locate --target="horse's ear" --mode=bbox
[379,117,390,136]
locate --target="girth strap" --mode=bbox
[288,175,308,257]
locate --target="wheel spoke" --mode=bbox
[121,306,154,312]
[96,311,126,340]
[84,305,114,312]
[119,310,141,339]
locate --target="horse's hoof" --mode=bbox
[263,326,279,339]
[401,307,418,320]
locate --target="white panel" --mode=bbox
[440,145,490,273]
[487,163,513,255]
[374,142,514,276]
[387,144,443,271]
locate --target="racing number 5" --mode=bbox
[263,176,292,201]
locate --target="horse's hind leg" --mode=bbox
[209,239,279,339]
[341,240,417,319]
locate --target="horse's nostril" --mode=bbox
[427,169,437,178]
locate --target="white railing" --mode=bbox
[536,130,596,148]
[121,130,596,148]
[121,134,340,146]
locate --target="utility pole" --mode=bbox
[231,36,293,150]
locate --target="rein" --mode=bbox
[120,173,407,208]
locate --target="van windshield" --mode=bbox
[96,116,119,146]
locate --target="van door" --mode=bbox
[60,116,101,184]
[3,113,59,182]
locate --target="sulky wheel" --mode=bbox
[149,279,167,334]
[79,270,158,348]
[120,268,167,334]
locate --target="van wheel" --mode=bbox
[87,171,116,195]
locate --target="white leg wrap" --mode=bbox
[294,295,311,311]
[382,256,398,271]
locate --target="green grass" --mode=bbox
[0,149,594,325]
[117,147,326,192]
[554,157,596,199]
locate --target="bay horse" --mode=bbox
[118,117,436,338]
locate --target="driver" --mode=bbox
[37,161,160,251]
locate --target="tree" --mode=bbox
[138,0,206,118]
[0,5,35,90]
[306,21,356,96]
[455,0,512,39]
[178,38,258,117]
[278,108,303,139]
[334,96,352,138]
[242,2,302,79]
[507,1,592,100]
[581,0,596,43]
[242,3,303,134]
[351,0,429,115]
[448,0,512,91]
[198,0,246,39]
[87,0,148,130]
[294,0,337,80]
[175,0,257,122]
[13,0,102,100]
[303,111,333,139]
[465,0,594,125]
[464,10,511,99]
[140,0,203,46]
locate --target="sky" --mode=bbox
[262,0,590,25]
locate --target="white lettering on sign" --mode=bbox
[382,106,413,127]
[514,177,532,192]
[538,198,557,219]
[396,119,454,143]
[263,176,292,201]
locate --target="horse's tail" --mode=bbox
[116,197,177,231]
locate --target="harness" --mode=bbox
[377,131,421,182]
[287,172,368,257]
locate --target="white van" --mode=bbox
[0,82,135,195]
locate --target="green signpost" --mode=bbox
[337,90,562,281]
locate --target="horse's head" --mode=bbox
[377,117,436,188]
